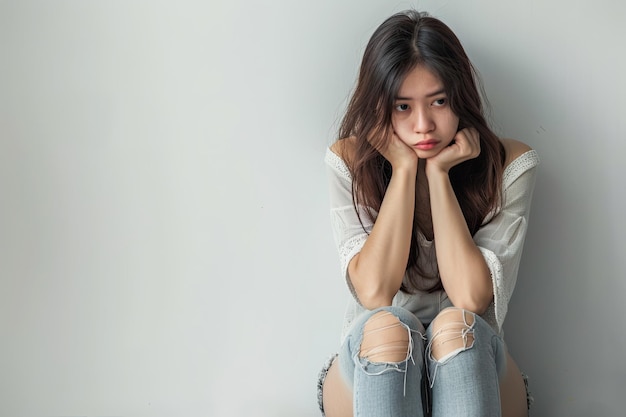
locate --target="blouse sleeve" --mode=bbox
[474,150,540,331]
[324,148,376,300]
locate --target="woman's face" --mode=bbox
[391,65,460,158]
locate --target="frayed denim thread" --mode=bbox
[425,310,476,389]
[353,319,425,397]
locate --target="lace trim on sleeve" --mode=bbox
[325,148,352,181]
[503,149,540,188]
[339,234,367,296]
[326,147,372,304]
[479,247,508,330]
[330,208,369,303]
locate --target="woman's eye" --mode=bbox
[395,103,409,111]
[433,98,447,106]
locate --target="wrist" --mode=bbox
[425,163,449,180]
[390,154,418,175]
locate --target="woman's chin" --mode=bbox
[415,148,443,160]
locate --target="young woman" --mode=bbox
[317,10,539,417]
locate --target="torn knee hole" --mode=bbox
[359,311,410,363]
[429,309,475,361]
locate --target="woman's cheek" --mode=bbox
[393,125,410,143]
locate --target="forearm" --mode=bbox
[427,170,492,313]
[348,166,416,309]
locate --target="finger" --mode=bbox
[454,129,480,158]
[461,127,479,141]
[459,127,477,144]
[466,128,481,157]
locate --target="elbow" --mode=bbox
[353,282,397,310]
[359,293,395,310]
[447,277,493,315]
[452,297,492,316]
[451,286,493,315]
[355,284,396,310]
[446,260,493,315]
[348,257,399,310]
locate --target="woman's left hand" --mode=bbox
[426,127,481,175]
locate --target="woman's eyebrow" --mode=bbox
[425,88,446,97]
[395,88,446,100]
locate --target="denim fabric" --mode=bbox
[338,306,427,417]
[335,306,506,417]
[425,308,506,416]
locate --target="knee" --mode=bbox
[428,307,475,362]
[359,310,411,363]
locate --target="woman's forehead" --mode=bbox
[396,65,445,99]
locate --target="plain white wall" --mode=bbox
[1,1,625,416]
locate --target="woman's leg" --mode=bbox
[499,353,529,417]
[322,306,426,417]
[321,358,352,417]
[426,307,506,417]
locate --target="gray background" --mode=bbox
[1,0,625,416]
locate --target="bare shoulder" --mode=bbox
[330,136,358,162]
[500,138,532,168]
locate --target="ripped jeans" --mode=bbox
[336,306,506,417]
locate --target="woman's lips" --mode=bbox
[414,139,439,150]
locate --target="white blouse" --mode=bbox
[325,147,540,342]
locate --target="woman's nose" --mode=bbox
[413,109,435,133]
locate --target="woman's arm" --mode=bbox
[348,164,416,309]
[426,133,536,315]
[427,168,493,313]
[333,137,418,310]
[425,128,492,313]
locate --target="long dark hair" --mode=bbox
[336,10,504,292]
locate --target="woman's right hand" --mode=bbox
[350,130,418,309]
[379,132,419,172]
